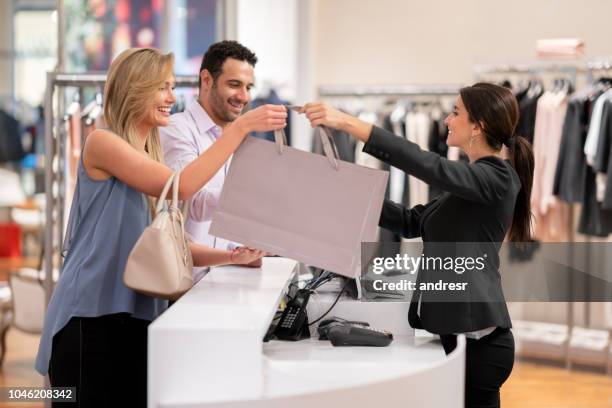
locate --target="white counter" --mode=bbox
[148,258,465,408]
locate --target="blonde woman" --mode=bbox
[35,48,286,407]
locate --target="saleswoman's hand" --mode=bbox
[301,102,347,130]
[231,247,266,267]
[300,102,373,142]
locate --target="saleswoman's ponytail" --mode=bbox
[460,83,534,242]
[507,135,534,242]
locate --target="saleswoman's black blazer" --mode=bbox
[363,126,521,334]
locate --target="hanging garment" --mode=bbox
[516,87,544,145]
[0,110,25,163]
[595,100,612,208]
[531,91,571,241]
[583,89,612,167]
[553,92,592,203]
[576,90,612,236]
[405,111,431,208]
[578,164,612,236]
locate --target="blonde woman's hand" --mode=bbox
[301,102,348,130]
[230,247,266,267]
[235,104,287,135]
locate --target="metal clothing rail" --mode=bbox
[473,62,587,85]
[473,62,588,74]
[43,72,199,307]
[474,60,612,84]
[318,84,462,97]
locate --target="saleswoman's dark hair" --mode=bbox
[459,82,534,242]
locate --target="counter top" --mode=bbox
[148,258,465,408]
[262,335,445,398]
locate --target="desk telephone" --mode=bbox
[274,289,311,341]
[273,288,394,347]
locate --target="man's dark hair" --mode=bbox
[199,40,257,88]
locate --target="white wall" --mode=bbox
[14,10,57,106]
[236,0,298,101]
[235,0,316,150]
[229,0,612,150]
[313,0,612,87]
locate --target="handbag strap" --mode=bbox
[155,172,176,214]
[154,171,190,263]
[172,171,180,209]
[170,172,191,265]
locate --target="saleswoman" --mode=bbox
[302,83,533,408]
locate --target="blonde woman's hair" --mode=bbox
[103,48,174,214]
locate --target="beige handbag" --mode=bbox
[124,172,193,300]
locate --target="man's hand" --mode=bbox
[234,104,287,134]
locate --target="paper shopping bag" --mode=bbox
[209,128,389,278]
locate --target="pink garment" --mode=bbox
[531,91,571,241]
[536,38,585,58]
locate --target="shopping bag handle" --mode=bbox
[274,129,288,154]
[274,126,340,171]
[318,126,340,171]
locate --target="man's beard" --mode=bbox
[210,84,240,123]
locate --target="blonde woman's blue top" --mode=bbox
[35,159,167,374]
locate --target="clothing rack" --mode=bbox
[475,61,579,370]
[317,84,461,97]
[474,60,612,373]
[43,72,199,307]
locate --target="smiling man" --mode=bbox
[160,40,258,280]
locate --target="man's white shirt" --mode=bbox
[160,99,236,280]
